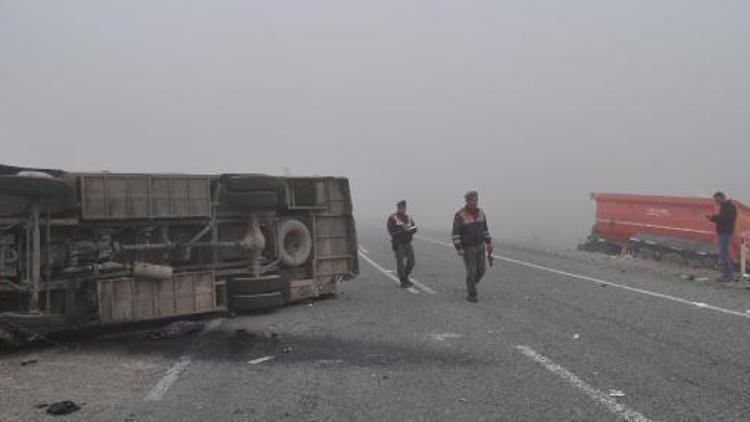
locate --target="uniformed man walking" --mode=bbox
[387,200,418,288]
[452,191,493,302]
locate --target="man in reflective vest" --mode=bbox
[452,191,493,302]
[387,200,418,288]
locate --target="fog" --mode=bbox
[1,1,748,247]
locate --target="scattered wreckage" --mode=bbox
[0,164,358,344]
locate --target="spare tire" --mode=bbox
[0,175,69,198]
[278,219,312,267]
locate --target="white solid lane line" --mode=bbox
[408,276,437,295]
[358,251,437,295]
[357,251,419,294]
[516,345,651,422]
[145,356,192,401]
[416,235,750,320]
[144,318,224,401]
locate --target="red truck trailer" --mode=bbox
[582,193,750,269]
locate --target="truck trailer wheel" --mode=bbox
[228,292,285,311]
[224,190,278,210]
[227,277,287,296]
[223,175,280,192]
[278,219,312,267]
[0,174,69,198]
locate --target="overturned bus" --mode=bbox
[0,164,358,343]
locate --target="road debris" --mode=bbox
[459,398,468,403]
[142,320,205,340]
[234,329,257,340]
[46,401,82,416]
[21,357,39,366]
[248,356,275,365]
[316,359,345,368]
[429,333,463,341]
[573,333,581,340]
[608,390,626,398]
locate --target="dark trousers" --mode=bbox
[719,234,734,281]
[463,244,487,298]
[394,243,415,284]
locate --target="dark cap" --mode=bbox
[464,191,478,200]
[397,200,407,207]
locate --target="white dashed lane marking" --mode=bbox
[516,345,651,422]
[358,251,436,295]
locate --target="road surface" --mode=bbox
[2,227,750,421]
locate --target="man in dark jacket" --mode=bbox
[707,192,738,282]
[452,191,493,302]
[387,200,417,288]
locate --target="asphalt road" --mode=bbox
[3,226,750,421]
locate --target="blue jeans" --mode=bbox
[719,234,734,281]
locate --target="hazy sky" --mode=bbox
[1,1,748,246]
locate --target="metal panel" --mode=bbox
[189,179,210,216]
[82,177,107,219]
[134,279,156,320]
[97,280,113,321]
[151,177,172,218]
[81,175,211,220]
[311,178,357,282]
[155,279,176,317]
[130,177,150,217]
[98,271,216,323]
[289,279,316,302]
[195,272,216,312]
[172,178,189,217]
[106,177,128,218]
[113,280,134,321]
[174,273,195,314]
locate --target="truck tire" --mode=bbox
[229,292,285,311]
[225,191,278,210]
[223,175,280,192]
[0,175,69,198]
[278,219,312,267]
[227,277,286,296]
